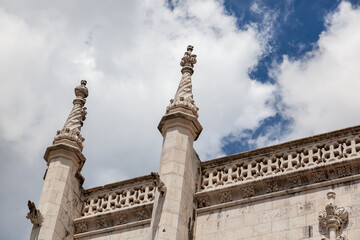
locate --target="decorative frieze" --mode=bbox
[74,204,152,235]
[197,196,210,208]
[75,222,88,233]
[96,218,110,229]
[136,209,148,221]
[220,191,232,203]
[288,175,302,188]
[265,181,279,193]
[312,171,328,183]
[116,214,128,225]
[336,165,352,178]
[242,186,255,198]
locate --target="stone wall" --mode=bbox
[75,224,150,240]
[195,179,360,240]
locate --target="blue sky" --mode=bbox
[221,0,360,155]
[1,0,360,239]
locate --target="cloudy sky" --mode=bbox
[1,0,360,238]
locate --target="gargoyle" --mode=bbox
[26,200,44,227]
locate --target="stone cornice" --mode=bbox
[43,143,86,172]
[158,110,202,140]
[83,174,155,196]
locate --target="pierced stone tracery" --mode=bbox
[82,183,155,216]
[201,135,360,191]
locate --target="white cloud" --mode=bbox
[274,1,360,142]
[0,1,276,238]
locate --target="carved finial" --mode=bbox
[53,80,89,151]
[180,45,197,74]
[165,45,199,117]
[26,200,43,227]
[318,191,348,239]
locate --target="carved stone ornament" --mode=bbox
[265,180,279,193]
[26,200,44,227]
[53,80,88,151]
[336,165,352,178]
[242,186,255,198]
[136,209,148,221]
[151,172,167,196]
[313,171,328,183]
[117,214,128,225]
[220,191,232,203]
[288,175,302,188]
[336,234,348,240]
[75,222,88,233]
[96,218,109,229]
[166,45,199,117]
[198,196,210,208]
[318,191,348,240]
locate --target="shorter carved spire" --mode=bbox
[166,45,199,117]
[53,80,88,151]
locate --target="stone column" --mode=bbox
[150,46,202,240]
[29,80,89,240]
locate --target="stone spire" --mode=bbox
[166,45,199,118]
[53,80,88,151]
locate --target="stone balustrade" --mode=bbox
[197,126,360,210]
[82,177,155,216]
[74,174,156,237]
[201,127,360,191]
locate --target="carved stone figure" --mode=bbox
[151,172,167,196]
[26,200,43,227]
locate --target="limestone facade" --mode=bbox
[28,46,360,239]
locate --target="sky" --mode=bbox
[1,0,360,238]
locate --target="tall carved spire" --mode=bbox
[166,45,199,117]
[53,80,88,151]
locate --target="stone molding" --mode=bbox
[73,203,152,237]
[158,110,202,140]
[43,143,86,172]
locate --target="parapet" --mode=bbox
[73,174,157,238]
[196,125,360,212]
